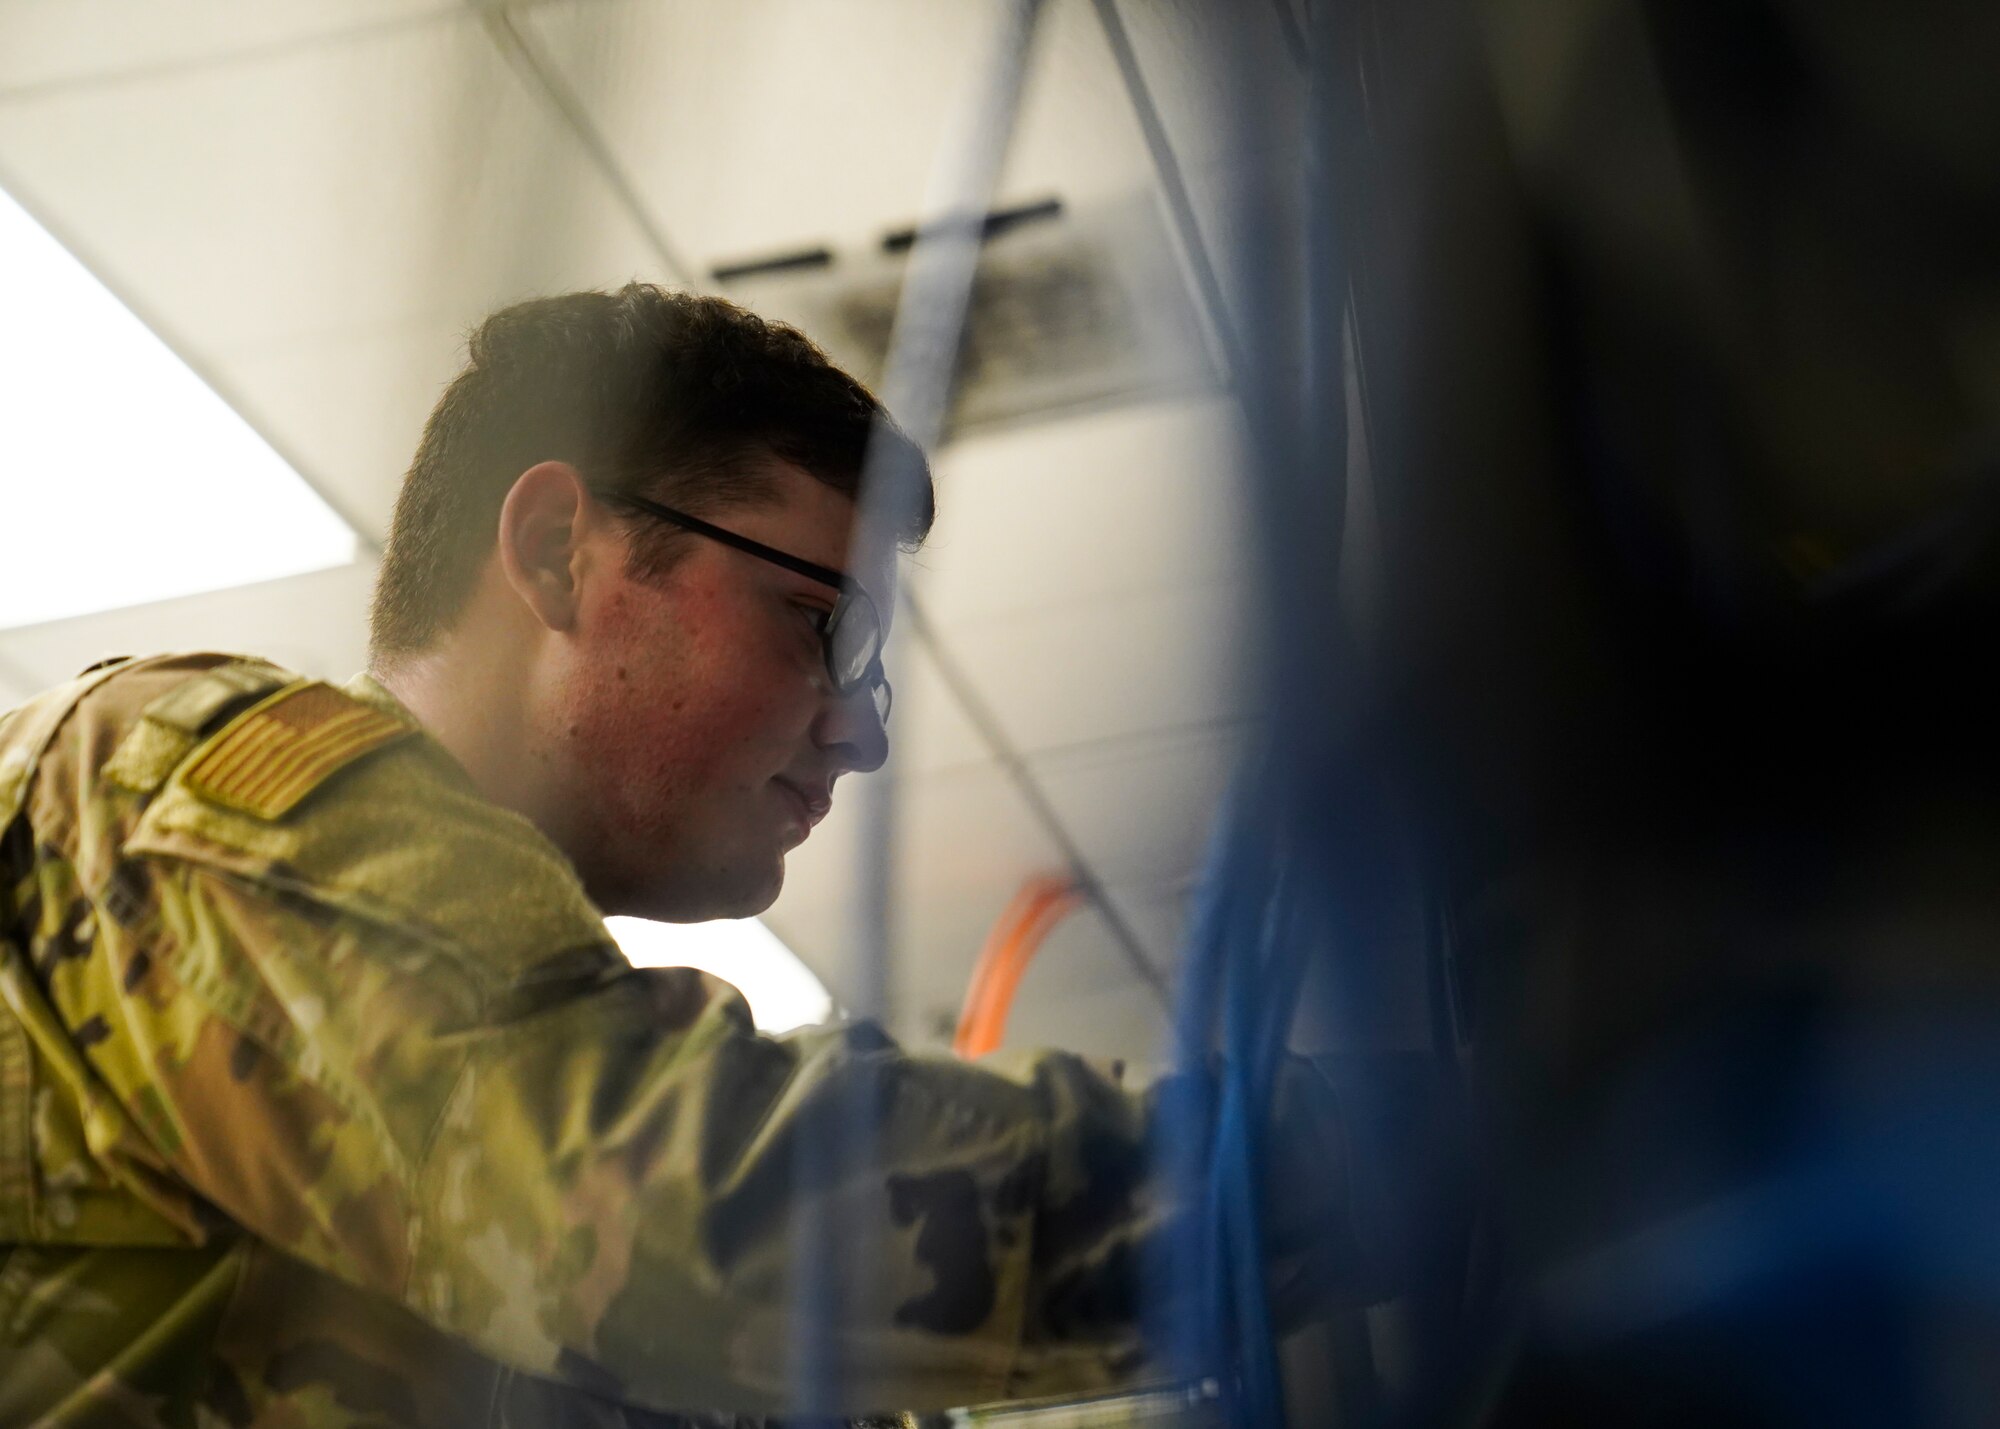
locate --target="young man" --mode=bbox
[0,287,1386,1424]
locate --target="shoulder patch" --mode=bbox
[182,681,415,820]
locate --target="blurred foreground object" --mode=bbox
[1307,0,2000,1422]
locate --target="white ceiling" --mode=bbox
[0,0,1306,1061]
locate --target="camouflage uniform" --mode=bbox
[0,655,1366,1426]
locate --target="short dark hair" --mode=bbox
[369,284,934,661]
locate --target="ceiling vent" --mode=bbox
[713,193,1219,437]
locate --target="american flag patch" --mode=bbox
[182,682,413,820]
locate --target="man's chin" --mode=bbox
[625,858,784,924]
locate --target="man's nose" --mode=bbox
[814,685,889,774]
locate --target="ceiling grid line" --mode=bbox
[472,2,699,290]
[1090,0,1244,388]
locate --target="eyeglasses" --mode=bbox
[598,490,893,725]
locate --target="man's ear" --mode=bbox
[496,462,600,633]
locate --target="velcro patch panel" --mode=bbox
[104,660,296,795]
[182,682,414,820]
[141,660,292,735]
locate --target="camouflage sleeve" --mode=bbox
[22,661,1374,1417]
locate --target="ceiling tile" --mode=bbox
[1095,876,1195,980]
[998,968,1173,1065]
[0,14,668,356]
[881,627,994,777]
[917,394,1252,625]
[0,1,458,95]
[1030,722,1244,890]
[913,578,1256,760]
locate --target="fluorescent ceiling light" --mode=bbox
[606,915,835,1035]
[0,186,356,631]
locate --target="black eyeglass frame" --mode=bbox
[596,489,892,723]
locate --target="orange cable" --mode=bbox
[953,875,1082,1058]
[959,885,1058,1037]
